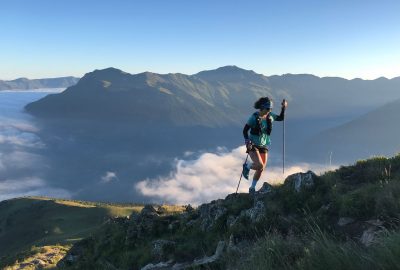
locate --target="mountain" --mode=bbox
[25,66,400,128]
[0,77,80,90]
[308,97,400,162]
[3,155,400,269]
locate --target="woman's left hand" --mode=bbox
[281,99,288,109]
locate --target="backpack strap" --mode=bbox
[250,112,263,136]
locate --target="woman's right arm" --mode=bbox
[243,124,250,141]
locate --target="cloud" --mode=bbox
[100,171,119,184]
[0,121,43,148]
[0,151,46,173]
[0,177,72,201]
[136,146,337,205]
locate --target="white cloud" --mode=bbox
[100,171,119,184]
[0,151,46,172]
[0,120,44,148]
[136,146,337,205]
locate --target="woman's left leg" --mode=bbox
[249,150,268,193]
[253,151,268,181]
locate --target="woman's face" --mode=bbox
[260,108,271,116]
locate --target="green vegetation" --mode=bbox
[2,154,400,269]
[2,245,71,270]
[58,154,400,269]
[0,197,145,268]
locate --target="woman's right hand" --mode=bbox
[245,139,253,151]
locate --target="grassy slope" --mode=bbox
[0,197,144,268]
[2,154,400,269]
[58,154,400,270]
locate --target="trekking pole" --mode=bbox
[235,153,249,194]
[283,99,286,175]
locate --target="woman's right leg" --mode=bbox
[248,149,263,193]
[249,149,264,172]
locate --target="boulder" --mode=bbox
[285,171,317,192]
[141,241,225,270]
[198,200,227,231]
[151,239,176,260]
[337,217,355,226]
[240,201,265,223]
[193,241,225,266]
[360,219,385,247]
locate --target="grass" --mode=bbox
[2,245,71,270]
[3,154,400,269]
[0,197,182,269]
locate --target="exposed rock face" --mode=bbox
[126,205,161,245]
[60,167,400,269]
[151,240,176,260]
[240,201,265,223]
[198,199,227,231]
[285,171,317,192]
[140,241,225,270]
[257,182,273,195]
[360,219,385,247]
[338,217,356,226]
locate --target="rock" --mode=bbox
[141,259,174,270]
[285,171,317,192]
[156,206,168,215]
[227,234,238,252]
[168,220,180,231]
[226,215,238,227]
[32,258,46,266]
[57,237,94,267]
[193,241,225,266]
[185,204,194,212]
[126,211,161,245]
[240,201,265,223]
[257,182,273,194]
[360,227,377,247]
[141,205,159,217]
[337,217,355,226]
[152,239,176,260]
[360,219,385,246]
[198,200,227,231]
[366,219,384,227]
[141,241,225,269]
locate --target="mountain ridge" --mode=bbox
[24,66,400,127]
[0,76,80,90]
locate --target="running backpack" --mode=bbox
[249,112,272,136]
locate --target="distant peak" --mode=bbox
[197,65,254,74]
[82,68,132,81]
[92,67,127,75]
[193,65,267,83]
[216,65,245,71]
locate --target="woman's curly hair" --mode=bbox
[254,97,271,109]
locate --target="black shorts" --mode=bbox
[251,145,269,153]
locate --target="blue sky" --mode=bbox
[1,0,399,79]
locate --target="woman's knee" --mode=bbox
[254,162,264,171]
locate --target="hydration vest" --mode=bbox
[249,112,272,136]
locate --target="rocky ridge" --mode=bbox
[57,155,400,270]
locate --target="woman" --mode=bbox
[242,97,287,194]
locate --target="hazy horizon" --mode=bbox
[1,65,400,82]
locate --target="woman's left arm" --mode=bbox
[274,100,287,121]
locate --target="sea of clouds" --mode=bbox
[0,90,72,201]
[136,145,337,205]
